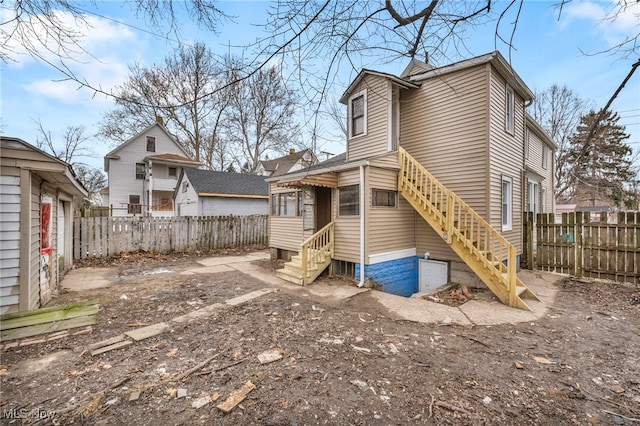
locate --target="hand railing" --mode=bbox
[300,222,334,285]
[398,147,517,298]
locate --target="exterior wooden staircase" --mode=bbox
[398,147,539,310]
[276,222,334,285]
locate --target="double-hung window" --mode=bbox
[128,195,141,215]
[146,136,156,152]
[502,176,513,231]
[349,90,367,138]
[135,163,146,180]
[505,85,515,134]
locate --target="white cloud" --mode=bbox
[7,9,149,105]
[561,0,640,47]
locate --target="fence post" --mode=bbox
[575,211,583,278]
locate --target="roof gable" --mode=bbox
[104,122,193,162]
[339,69,420,104]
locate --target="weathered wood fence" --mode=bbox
[523,212,639,284]
[73,215,268,260]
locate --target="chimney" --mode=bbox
[289,148,295,154]
[155,116,163,124]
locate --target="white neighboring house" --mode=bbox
[1,137,87,314]
[102,119,201,216]
[255,149,317,177]
[174,168,268,216]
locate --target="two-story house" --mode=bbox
[102,119,201,216]
[266,51,555,311]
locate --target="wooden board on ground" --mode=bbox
[125,322,170,341]
[216,381,256,413]
[0,300,99,342]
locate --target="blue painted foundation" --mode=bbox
[355,256,420,297]
[355,254,522,298]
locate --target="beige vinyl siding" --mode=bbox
[488,66,524,251]
[400,64,489,218]
[525,129,546,177]
[415,217,458,261]
[29,175,41,309]
[404,63,429,77]
[368,151,400,169]
[334,170,360,262]
[0,173,21,314]
[269,183,304,252]
[366,167,415,256]
[347,75,390,161]
[525,126,554,213]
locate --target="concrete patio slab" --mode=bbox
[60,267,114,291]
[371,291,473,325]
[197,252,270,267]
[182,264,234,275]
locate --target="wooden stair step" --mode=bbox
[276,268,303,285]
[516,285,528,297]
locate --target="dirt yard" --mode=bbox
[1,249,639,425]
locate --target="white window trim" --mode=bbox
[505,85,515,135]
[541,187,547,213]
[524,127,529,158]
[348,89,367,140]
[542,144,548,169]
[502,176,513,232]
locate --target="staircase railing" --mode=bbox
[398,147,519,305]
[300,222,335,285]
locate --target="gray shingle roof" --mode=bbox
[183,168,268,196]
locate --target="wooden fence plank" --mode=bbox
[73,215,268,260]
[529,211,639,284]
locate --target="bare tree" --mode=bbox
[223,59,301,172]
[1,0,228,63]
[99,43,231,168]
[5,0,639,158]
[530,84,591,202]
[35,120,106,202]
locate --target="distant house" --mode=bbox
[174,168,268,216]
[102,118,201,217]
[255,149,317,177]
[1,137,87,314]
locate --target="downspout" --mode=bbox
[358,164,365,288]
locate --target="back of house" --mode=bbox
[267,52,555,309]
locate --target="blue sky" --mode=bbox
[1,0,639,172]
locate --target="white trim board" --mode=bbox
[368,248,417,265]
